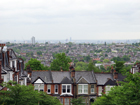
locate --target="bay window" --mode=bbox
[62,84,71,94]
[78,84,88,94]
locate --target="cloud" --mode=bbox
[0,0,140,40]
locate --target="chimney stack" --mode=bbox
[71,68,75,78]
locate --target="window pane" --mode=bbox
[34,84,38,90]
[91,85,94,93]
[62,85,66,93]
[84,85,88,93]
[47,85,51,89]
[47,85,51,93]
[99,86,102,95]
[78,85,82,94]
[65,98,69,105]
[61,98,63,104]
[55,85,58,93]
[67,85,70,93]
[48,89,50,92]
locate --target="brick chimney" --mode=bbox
[114,71,118,79]
[71,68,75,78]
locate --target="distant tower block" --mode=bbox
[31,36,35,45]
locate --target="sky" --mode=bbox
[0,0,140,40]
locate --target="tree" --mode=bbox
[37,51,42,56]
[70,97,85,105]
[105,54,108,57]
[87,61,101,72]
[103,59,110,63]
[93,72,140,105]
[83,55,91,62]
[0,81,61,105]
[114,61,125,73]
[104,42,106,46]
[25,58,49,70]
[75,62,88,71]
[50,53,72,71]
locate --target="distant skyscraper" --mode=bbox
[31,36,35,44]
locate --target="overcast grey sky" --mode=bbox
[0,0,140,40]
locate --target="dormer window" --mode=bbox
[62,84,71,94]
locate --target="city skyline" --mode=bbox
[0,0,140,40]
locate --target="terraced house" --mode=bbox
[0,44,27,90]
[0,44,126,105]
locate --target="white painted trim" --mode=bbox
[34,78,44,84]
[47,85,51,94]
[61,84,72,95]
[78,84,88,94]
[54,85,58,94]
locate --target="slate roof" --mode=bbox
[104,79,117,86]
[95,73,113,85]
[118,73,126,81]
[75,71,96,83]
[31,71,52,83]
[61,77,73,84]
[51,71,72,83]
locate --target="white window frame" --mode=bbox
[98,86,102,96]
[7,72,10,82]
[91,84,94,94]
[65,98,69,105]
[62,84,71,94]
[105,86,114,94]
[78,84,88,94]
[47,85,51,94]
[34,84,44,91]
[54,85,58,94]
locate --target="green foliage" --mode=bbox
[37,51,42,56]
[17,56,26,61]
[26,52,33,57]
[70,97,85,105]
[95,49,102,53]
[87,61,101,72]
[45,42,48,44]
[12,48,20,53]
[0,81,61,105]
[134,60,140,65]
[93,73,140,105]
[74,59,79,63]
[114,61,125,73]
[75,62,88,71]
[105,54,108,57]
[106,48,111,53]
[50,53,72,71]
[103,59,110,63]
[111,55,130,62]
[25,58,49,70]
[83,55,91,62]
